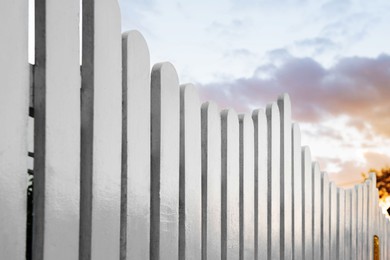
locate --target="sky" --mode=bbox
[119,0,390,186]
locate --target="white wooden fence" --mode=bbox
[0,0,389,259]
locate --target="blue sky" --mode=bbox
[119,0,390,185]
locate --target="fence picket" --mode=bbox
[337,189,345,260]
[312,163,321,260]
[150,62,180,260]
[239,114,255,260]
[321,173,330,260]
[344,189,351,260]
[266,103,281,260]
[80,0,122,258]
[351,186,357,260]
[362,184,368,260]
[302,146,313,260]
[329,182,337,260]
[201,102,222,260]
[221,109,240,260]
[356,185,363,260]
[121,30,151,259]
[33,0,81,258]
[278,94,292,260]
[180,84,202,260]
[292,124,303,260]
[0,0,29,259]
[252,109,268,260]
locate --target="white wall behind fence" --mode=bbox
[0,1,389,260]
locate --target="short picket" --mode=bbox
[329,182,337,260]
[312,162,321,260]
[302,146,313,260]
[321,173,330,260]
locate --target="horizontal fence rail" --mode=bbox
[1,0,389,259]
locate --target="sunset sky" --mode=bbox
[119,0,390,186]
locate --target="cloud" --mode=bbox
[198,52,390,138]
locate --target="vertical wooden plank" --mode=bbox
[312,163,321,260]
[179,84,202,260]
[252,109,268,260]
[292,124,303,260]
[0,0,28,259]
[337,189,345,260]
[121,30,150,259]
[362,183,368,260]
[344,189,351,260]
[351,186,357,260]
[239,114,255,260]
[356,185,363,260]
[367,174,376,259]
[201,102,221,260]
[329,182,337,260]
[33,0,80,258]
[221,109,240,260]
[321,172,330,260]
[278,94,292,260]
[80,0,122,258]
[302,146,313,260]
[150,62,180,260]
[266,103,281,260]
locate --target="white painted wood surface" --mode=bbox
[321,173,330,260]
[180,84,202,260]
[221,109,240,260]
[337,188,345,260]
[302,146,313,260]
[351,186,357,260]
[252,109,268,260]
[278,94,292,260]
[33,0,81,259]
[201,102,222,260]
[121,30,151,259]
[266,103,281,260]
[312,163,321,260]
[151,62,180,260]
[80,0,122,259]
[329,182,337,260]
[292,124,303,260]
[239,114,255,260]
[0,0,28,259]
[344,189,352,260]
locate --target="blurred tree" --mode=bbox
[363,167,390,200]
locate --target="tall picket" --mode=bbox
[337,189,345,259]
[239,114,255,260]
[253,109,268,260]
[121,30,151,259]
[329,182,337,260]
[302,146,313,260]
[351,187,357,260]
[179,84,202,260]
[33,0,81,258]
[267,103,281,260]
[80,0,122,259]
[221,109,240,260]
[344,189,352,260]
[150,62,180,260]
[292,124,303,260]
[0,0,29,259]
[312,163,321,260]
[201,102,222,260]
[321,173,330,260]
[278,94,292,260]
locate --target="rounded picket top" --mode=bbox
[252,108,266,124]
[152,62,179,84]
[180,83,200,105]
[239,113,254,128]
[302,146,312,163]
[122,30,150,72]
[321,171,330,184]
[312,162,321,176]
[201,101,220,115]
[221,108,239,124]
[277,93,291,117]
[292,123,301,140]
[266,102,280,120]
